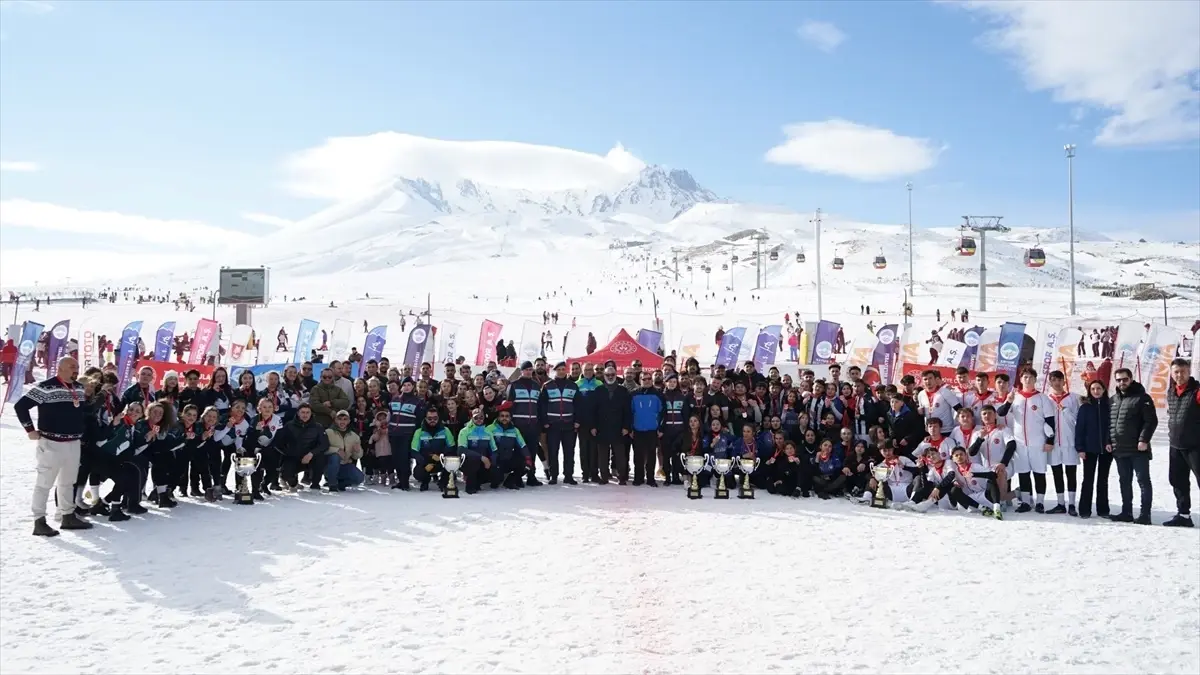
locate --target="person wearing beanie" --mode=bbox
[507,361,544,486]
[539,361,580,484]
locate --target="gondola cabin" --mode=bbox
[769,250,778,261]
[721,263,728,271]
[958,235,977,256]
[686,265,693,272]
[873,255,887,270]
[796,252,806,263]
[731,255,739,264]
[1024,248,1046,268]
[832,257,845,270]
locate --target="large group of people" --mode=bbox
[14,345,1200,537]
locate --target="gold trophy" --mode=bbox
[870,463,890,509]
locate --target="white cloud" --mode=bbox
[959,0,1200,146]
[0,199,255,247]
[764,119,941,181]
[240,212,294,228]
[0,1,56,14]
[0,160,40,172]
[281,132,647,201]
[797,20,846,53]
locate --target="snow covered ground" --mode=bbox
[1,415,1197,674]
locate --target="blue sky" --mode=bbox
[1,0,1198,263]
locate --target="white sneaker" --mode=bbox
[910,500,934,513]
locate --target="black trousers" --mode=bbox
[281,453,329,488]
[150,447,177,489]
[594,437,619,481]
[389,434,414,482]
[1114,454,1152,516]
[1168,447,1200,516]
[111,454,149,507]
[948,486,981,509]
[579,431,598,479]
[1079,452,1113,516]
[812,473,846,496]
[631,431,658,482]
[515,424,540,478]
[485,453,526,488]
[545,425,577,480]
[74,445,111,492]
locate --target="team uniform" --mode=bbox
[917,385,962,434]
[1005,390,1056,475]
[963,389,997,421]
[947,424,975,455]
[968,424,1016,471]
[878,455,922,505]
[948,462,999,512]
[1048,391,1080,467]
[914,435,956,462]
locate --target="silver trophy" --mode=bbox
[680,453,709,500]
[233,453,262,505]
[737,457,761,499]
[869,463,890,509]
[711,457,734,499]
[440,453,464,498]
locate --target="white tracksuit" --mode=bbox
[918,385,962,433]
[1047,392,1080,467]
[1007,390,1056,474]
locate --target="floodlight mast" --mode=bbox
[963,216,1010,312]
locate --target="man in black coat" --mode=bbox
[1164,358,1200,528]
[1108,368,1157,524]
[590,365,631,485]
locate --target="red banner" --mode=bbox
[187,319,218,365]
[136,359,217,388]
[900,362,990,381]
[476,319,502,365]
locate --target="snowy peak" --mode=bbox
[378,164,718,222]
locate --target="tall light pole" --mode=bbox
[812,208,824,321]
[1064,144,1077,315]
[964,216,1010,312]
[906,182,914,299]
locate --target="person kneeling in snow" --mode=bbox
[458,407,500,493]
[325,411,365,491]
[411,407,458,493]
[906,445,957,512]
[276,404,329,492]
[765,440,803,497]
[486,402,533,489]
[863,440,921,507]
[947,447,1001,517]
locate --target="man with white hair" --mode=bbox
[15,356,94,536]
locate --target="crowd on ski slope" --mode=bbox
[14,349,1200,537]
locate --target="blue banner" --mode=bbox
[636,329,663,354]
[231,362,328,390]
[293,319,320,364]
[996,322,1026,379]
[3,321,44,407]
[46,320,70,379]
[960,325,985,372]
[154,321,176,362]
[810,320,840,365]
[715,327,746,368]
[354,325,388,378]
[752,325,782,371]
[116,321,144,392]
[403,325,434,371]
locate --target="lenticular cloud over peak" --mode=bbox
[282,132,647,201]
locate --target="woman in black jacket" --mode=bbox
[1075,380,1112,518]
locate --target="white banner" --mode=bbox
[329,319,354,362]
[936,339,969,368]
[518,321,543,365]
[1034,322,1063,384]
[438,322,461,364]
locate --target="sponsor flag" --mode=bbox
[995,322,1026,379]
[476,320,503,365]
[518,321,543,365]
[1139,325,1180,409]
[329,319,353,361]
[402,325,434,370]
[810,320,840,365]
[973,327,1002,374]
[736,322,760,365]
[153,321,175,362]
[961,326,985,370]
[116,321,144,392]
[845,328,878,369]
[1113,321,1148,380]
[438,322,461,364]
[1034,322,1062,385]
[228,323,255,365]
[637,329,663,355]
[293,319,320,364]
[188,319,219,365]
[715,327,746,368]
[3,321,44,408]
[79,318,97,371]
[870,324,899,386]
[46,320,70,379]
[363,326,387,364]
[936,339,969,368]
[752,325,782,371]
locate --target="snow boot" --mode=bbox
[1163,514,1195,528]
[59,512,94,530]
[33,517,59,537]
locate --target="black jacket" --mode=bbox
[1109,381,1157,457]
[1166,377,1200,451]
[277,418,329,459]
[592,382,631,441]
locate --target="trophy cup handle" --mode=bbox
[253,453,263,472]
